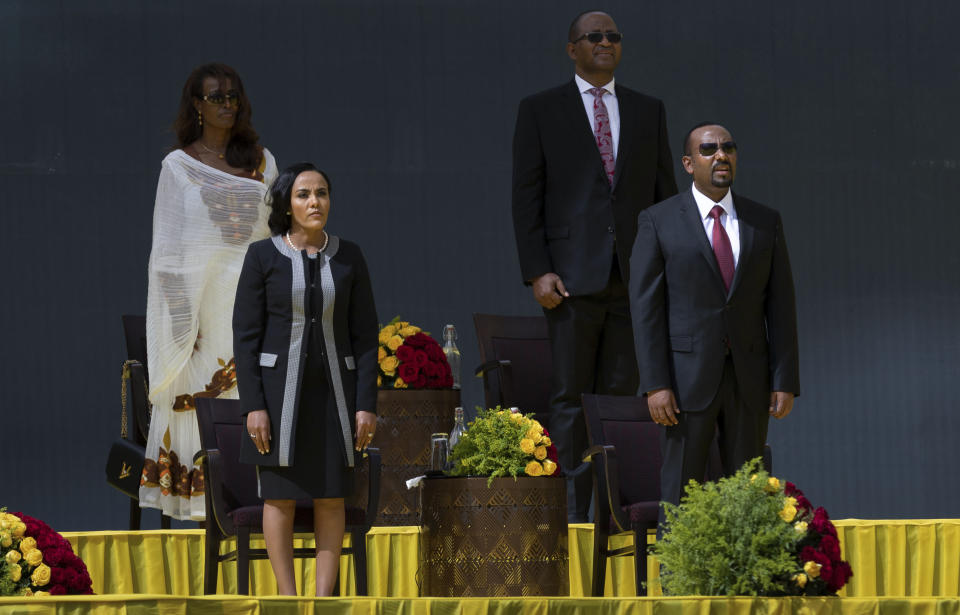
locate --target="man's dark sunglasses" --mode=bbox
[574,31,623,44]
[698,141,737,156]
[201,91,241,106]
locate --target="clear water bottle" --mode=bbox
[442,324,461,390]
[448,407,466,458]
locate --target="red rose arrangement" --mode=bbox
[377,318,453,389]
[785,482,853,594]
[0,509,93,596]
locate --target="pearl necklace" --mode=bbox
[285,230,328,253]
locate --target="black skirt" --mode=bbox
[257,341,354,500]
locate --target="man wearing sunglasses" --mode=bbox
[512,10,677,523]
[629,123,800,520]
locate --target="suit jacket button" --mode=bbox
[311,317,317,323]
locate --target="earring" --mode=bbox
[197,111,203,127]
[286,210,291,216]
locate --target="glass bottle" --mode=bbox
[447,407,466,460]
[442,324,461,390]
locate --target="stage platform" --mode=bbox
[0,595,958,615]
[0,520,956,613]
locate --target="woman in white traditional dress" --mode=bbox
[139,63,278,520]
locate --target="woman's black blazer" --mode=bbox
[232,234,378,468]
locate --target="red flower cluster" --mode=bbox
[784,483,853,594]
[395,333,453,389]
[13,512,93,595]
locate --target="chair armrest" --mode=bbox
[473,359,511,378]
[582,444,630,533]
[199,448,235,538]
[363,447,382,529]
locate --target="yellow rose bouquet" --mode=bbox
[376,317,453,389]
[0,508,93,596]
[448,407,560,485]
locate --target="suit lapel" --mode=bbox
[679,191,728,296]
[728,192,754,297]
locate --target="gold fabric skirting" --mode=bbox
[59,519,960,598]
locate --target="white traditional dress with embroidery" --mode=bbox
[139,148,277,520]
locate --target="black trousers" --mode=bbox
[659,356,770,525]
[543,260,638,522]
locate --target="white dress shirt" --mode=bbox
[691,184,740,266]
[575,74,620,157]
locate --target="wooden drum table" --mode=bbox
[419,475,568,596]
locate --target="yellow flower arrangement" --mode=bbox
[0,507,94,596]
[793,573,808,588]
[449,407,559,484]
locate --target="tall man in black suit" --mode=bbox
[512,11,677,522]
[629,122,800,514]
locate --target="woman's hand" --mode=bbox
[246,410,271,455]
[354,410,377,451]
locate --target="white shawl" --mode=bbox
[146,148,277,403]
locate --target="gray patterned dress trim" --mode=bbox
[315,235,356,467]
[270,234,305,467]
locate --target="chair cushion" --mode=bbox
[229,501,368,529]
[623,500,660,525]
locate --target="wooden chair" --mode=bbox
[581,393,773,596]
[472,313,552,428]
[195,397,381,595]
[581,393,664,596]
[120,314,171,530]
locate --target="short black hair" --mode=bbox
[267,162,333,236]
[682,121,726,156]
[568,10,609,42]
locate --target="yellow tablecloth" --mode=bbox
[62,519,960,597]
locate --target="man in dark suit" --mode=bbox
[512,10,677,522]
[629,122,800,514]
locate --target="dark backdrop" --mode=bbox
[2,0,957,530]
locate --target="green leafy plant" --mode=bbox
[654,458,803,596]
[448,407,558,485]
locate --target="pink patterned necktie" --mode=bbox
[709,205,735,291]
[589,87,615,185]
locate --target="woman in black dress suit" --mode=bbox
[232,162,379,596]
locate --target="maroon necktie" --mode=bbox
[589,87,615,185]
[709,205,735,291]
